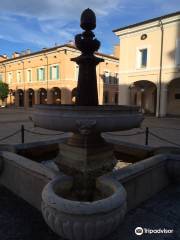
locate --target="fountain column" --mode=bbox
[55,9,117,200]
[71,9,104,106]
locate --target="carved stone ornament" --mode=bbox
[76,120,96,135]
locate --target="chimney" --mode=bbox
[12,52,20,58]
[68,40,75,46]
[21,51,26,56]
[26,49,31,54]
[0,55,7,62]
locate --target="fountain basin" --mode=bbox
[41,174,127,240]
[32,105,143,132]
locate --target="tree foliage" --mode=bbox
[0,81,9,100]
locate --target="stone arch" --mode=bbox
[129,80,157,114]
[51,87,61,104]
[114,92,118,105]
[39,88,47,104]
[103,91,109,104]
[28,88,35,107]
[167,78,180,115]
[17,89,24,107]
[9,89,15,105]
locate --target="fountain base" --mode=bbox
[41,174,127,240]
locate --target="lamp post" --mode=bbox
[21,60,25,108]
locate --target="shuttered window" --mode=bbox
[50,65,59,80]
[17,71,22,83]
[37,68,45,81]
[27,70,32,82]
[75,65,79,81]
[8,72,12,84]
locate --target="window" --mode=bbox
[105,73,119,85]
[138,48,147,68]
[114,73,119,84]
[104,71,110,84]
[175,39,180,66]
[17,71,22,83]
[50,65,59,80]
[75,65,79,81]
[8,72,12,84]
[27,69,32,82]
[0,74,3,81]
[37,68,45,81]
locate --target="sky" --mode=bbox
[0,0,179,57]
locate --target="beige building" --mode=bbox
[114,11,180,116]
[0,44,119,108]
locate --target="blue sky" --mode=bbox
[0,0,179,56]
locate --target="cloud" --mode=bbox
[0,0,123,54]
[0,0,121,20]
[0,0,179,55]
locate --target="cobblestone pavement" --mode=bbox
[0,184,179,240]
[0,108,180,147]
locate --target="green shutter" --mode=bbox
[50,66,52,80]
[56,65,59,79]
[37,69,39,81]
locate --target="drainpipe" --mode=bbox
[21,60,25,108]
[157,19,164,117]
[2,64,6,83]
[98,64,101,104]
[44,54,48,104]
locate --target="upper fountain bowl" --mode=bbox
[32,105,144,133]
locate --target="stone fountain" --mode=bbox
[32,8,143,240]
[0,8,180,240]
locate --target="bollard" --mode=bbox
[145,127,149,146]
[21,125,25,144]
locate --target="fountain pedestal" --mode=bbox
[56,133,116,200]
[42,174,127,240]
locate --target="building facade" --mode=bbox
[0,44,119,108]
[114,11,180,116]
